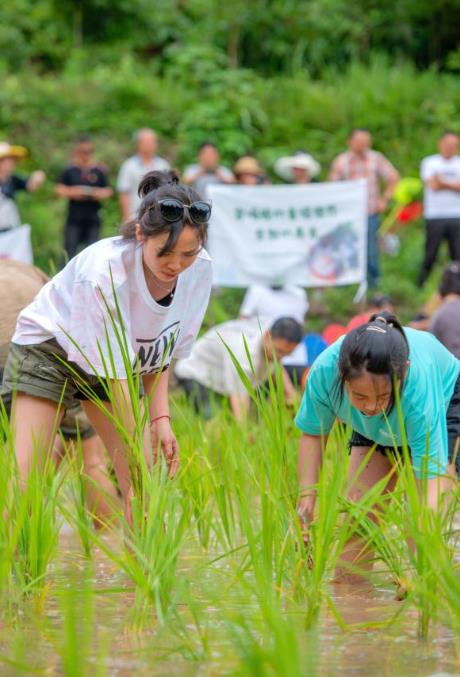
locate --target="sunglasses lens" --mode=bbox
[159,199,183,222]
[189,201,211,223]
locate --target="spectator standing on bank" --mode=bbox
[240,284,308,325]
[183,142,235,196]
[117,128,170,221]
[233,156,267,186]
[274,150,321,185]
[418,131,460,286]
[0,141,45,231]
[430,261,460,359]
[329,129,400,288]
[56,135,112,261]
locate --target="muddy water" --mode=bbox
[1,531,459,676]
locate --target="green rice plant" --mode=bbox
[173,402,239,551]
[11,456,62,594]
[223,594,319,677]
[57,565,101,677]
[61,459,190,627]
[375,381,460,639]
[60,439,95,559]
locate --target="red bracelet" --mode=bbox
[151,414,171,424]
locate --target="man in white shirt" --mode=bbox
[117,128,170,222]
[239,285,308,325]
[419,130,460,285]
[174,316,302,419]
[183,142,234,196]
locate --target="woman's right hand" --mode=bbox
[297,497,314,546]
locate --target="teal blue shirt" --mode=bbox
[295,328,460,478]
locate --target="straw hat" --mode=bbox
[0,142,28,160]
[233,156,264,177]
[274,151,321,182]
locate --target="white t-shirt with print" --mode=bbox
[174,318,270,396]
[421,154,460,219]
[13,237,213,379]
[117,155,171,218]
[239,285,308,325]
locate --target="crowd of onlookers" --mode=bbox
[2,127,460,288]
[1,125,460,419]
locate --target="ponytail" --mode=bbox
[338,311,409,413]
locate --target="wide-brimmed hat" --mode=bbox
[274,151,321,182]
[233,156,264,177]
[0,142,28,160]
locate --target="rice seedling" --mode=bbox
[2,285,459,674]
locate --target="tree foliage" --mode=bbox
[1,0,460,73]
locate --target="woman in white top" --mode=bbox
[2,170,213,521]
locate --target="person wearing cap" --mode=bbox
[329,128,400,288]
[233,156,267,186]
[274,151,321,184]
[0,142,46,231]
[183,142,235,196]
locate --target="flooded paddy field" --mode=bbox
[1,402,460,676]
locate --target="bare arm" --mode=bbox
[215,168,236,184]
[418,465,456,511]
[143,368,179,476]
[229,393,250,420]
[297,433,328,526]
[182,167,205,185]
[26,170,46,191]
[92,186,113,200]
[382,168,400,201]
[55,183,94,200]
[432,176,460,193]
[281,366,296,406]
[119,192,132,222]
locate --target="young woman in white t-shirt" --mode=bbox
[1,170,213,521]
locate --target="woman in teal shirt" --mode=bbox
[295,312,460,581]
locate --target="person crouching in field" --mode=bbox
[295,311,460,581]
[1,170,213,524]
[174,317,302,420]
[0,259,117,527]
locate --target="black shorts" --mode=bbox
[348,373,460,474]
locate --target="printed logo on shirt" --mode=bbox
[135,321,181,374]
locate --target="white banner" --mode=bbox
[207,180,367,287]
[0,225,33,264]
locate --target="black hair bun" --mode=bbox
[137,170,180,198]
[368,310,404,333]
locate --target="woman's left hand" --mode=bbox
[150,417,180,477]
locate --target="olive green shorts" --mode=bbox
[0,338,123,440]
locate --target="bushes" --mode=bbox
[3,54,459,317]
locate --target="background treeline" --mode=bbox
[3,0,460,73]
[2,0,460,320]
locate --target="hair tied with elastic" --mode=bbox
[137,169,180,198]
[366,326,387,333]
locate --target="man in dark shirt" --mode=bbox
[0,141,46,230]
[56,134,113,260]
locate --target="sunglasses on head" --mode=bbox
[156,198,212,225]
